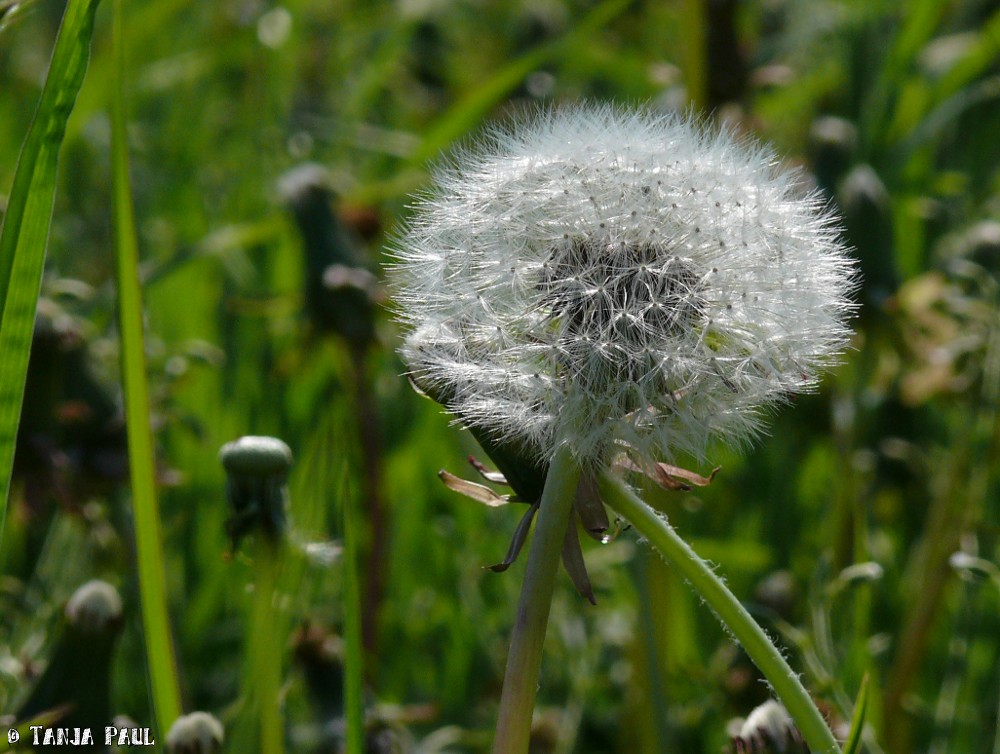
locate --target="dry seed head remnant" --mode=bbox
[391,105,856,467]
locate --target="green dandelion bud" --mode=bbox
[65,579,124,634]
[17,580,124,748]
[730,700,808,753]
[279,164,378,349]
[219,435,293,548]
[165,712,224,754]
[958,220,1000,270]
[949,551,1000,583]
[839,163,896,311]
[808,115,857,195]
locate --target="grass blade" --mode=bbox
[0,0,101,546]
[111,0,182,733]
[842,674,870,754]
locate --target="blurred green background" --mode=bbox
[2,0,1000,752]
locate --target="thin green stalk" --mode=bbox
[679,0,707,110]
[882,478,964,751]
[928,582,973,754]
[597,470,841,754]
[0,0,100,547]
[993,586,1000,754]
[250,540,285,754]
[349,345,388,665]
[343,478,365,754]
[492,444,581,754]
[111,0,182,732]
[632,552,673,749]
[982,569,1000,754]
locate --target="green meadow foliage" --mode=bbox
[1,1,999,752]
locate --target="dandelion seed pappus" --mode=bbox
[390,104,856,468]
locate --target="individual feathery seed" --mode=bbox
[390,104,857,470]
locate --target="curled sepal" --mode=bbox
[616,456,721,491]
[574,472,609,540]
[488,502,539,572]
[561,508,596,604]
[651,462,721,490]
[598,518,623,544]
[438,469,511,507]
[468,454,509,485]
[437,456,606,600]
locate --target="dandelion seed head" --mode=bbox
[391,104,856,467]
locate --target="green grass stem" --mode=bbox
[843,674,870,754]
[598,470,841,754]
[0,0,100,548]
[111,0,182,732]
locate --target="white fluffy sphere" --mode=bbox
[391,105,856,467]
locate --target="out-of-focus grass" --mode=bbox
[2,1,1000,752]
[110,0,182,733]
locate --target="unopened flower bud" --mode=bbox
[808,115,857,194]
[958,220,1000,270]
[17,581,123,736]
[949,551,999,582]
[219,435,293,547]
[65,579,123,634]
[754,570,799,620]
[838,163,896,311]
[730,699,808,753]
[838,561,884,584]
[165,712,224,754]
[829,561,884,597]
[279,164,378,348]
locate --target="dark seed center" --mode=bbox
[540,239,704,345]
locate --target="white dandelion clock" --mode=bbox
[390,104,856,754]
[391,104,856,469]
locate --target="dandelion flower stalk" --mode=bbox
[220,436,293,754]
[390,104,855,753]
[247,539,285,754]
[598,471,839,753]
[492,444,580,753]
